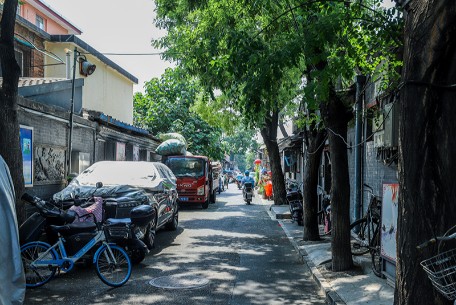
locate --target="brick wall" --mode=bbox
[347,128,398,223]
[18,96,96,199]
[14,23,45,77]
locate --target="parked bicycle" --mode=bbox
[350,183,383,278]
[21,212,132,288]
[418,225,456,304]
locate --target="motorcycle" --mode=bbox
[19,189,151,264]
[286,179,303,226]
[243,182,254,204]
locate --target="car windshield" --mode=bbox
[166,158,205,178]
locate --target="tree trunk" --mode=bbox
[395,2,456,305]
[302,127,326,241]
[260,111,287,205]
[321,88,353,272]
[0,0,25,222]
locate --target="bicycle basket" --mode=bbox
[420,248,456,300]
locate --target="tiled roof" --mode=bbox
[0,77,68,87]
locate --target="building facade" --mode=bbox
[0,1,161,199]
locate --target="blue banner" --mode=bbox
[19,126,33,187]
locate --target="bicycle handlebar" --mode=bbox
[417,238,436,250]
[417,232,456,250]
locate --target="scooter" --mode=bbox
[243,182,254,204]
[286,179,303,226]
[19,191,150,264]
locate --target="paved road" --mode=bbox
[24,186,325,305]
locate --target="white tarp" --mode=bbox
[53,161,176,202]
[0,155,25,305]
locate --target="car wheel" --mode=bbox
[165,206,179,231]
[202,199,209,209]
[143,218,157,250]
[210,190,216,204]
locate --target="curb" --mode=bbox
[265,203,346,305]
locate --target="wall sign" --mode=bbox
[381,183,399,263]
[19,125,33,187]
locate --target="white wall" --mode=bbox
[44,42,135,124]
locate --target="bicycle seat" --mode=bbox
[50,222,97,235]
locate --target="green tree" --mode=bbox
[134,68,224,160]
[153,0,401,271]
[284,0,402,270]
[153,0,306,205]
[0,0,25,221]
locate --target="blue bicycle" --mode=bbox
[21,220,132,288]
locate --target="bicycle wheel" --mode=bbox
[95,244,131,287]
[370,229,385,278]
[350,218,370,255]
[21,242,58,288]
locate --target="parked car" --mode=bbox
[53,161,179,249]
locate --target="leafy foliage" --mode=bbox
[133,68,224,160]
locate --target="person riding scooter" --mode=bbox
[241,171,255,204]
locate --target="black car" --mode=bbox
[53,161,179,249]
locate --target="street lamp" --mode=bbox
[67,47,96,178]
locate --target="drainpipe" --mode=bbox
[354,75,366,221]
[66,51,71,79]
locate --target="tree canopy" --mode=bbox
[133,68,225,160]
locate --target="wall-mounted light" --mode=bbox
[78,57,96,76]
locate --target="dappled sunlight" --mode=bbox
[328,273,394,304]
[24,189,326,305]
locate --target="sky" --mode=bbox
[43,0,173,93]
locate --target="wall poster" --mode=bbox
[19,125,33,187]
[381,183,399,263]
[116,142,126,161]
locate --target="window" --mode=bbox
[15,49,24,76]
[35,15,45,30]
[0,49,27,77]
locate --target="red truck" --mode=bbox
[164,155,219,209]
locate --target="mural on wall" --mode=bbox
[34,146,65,183]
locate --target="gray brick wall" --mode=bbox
[347,128,398,223]
[18,97,97,199]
